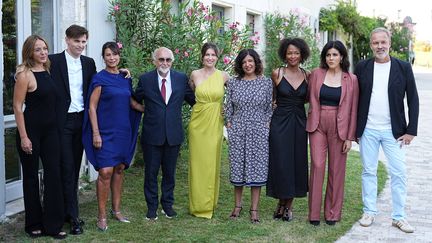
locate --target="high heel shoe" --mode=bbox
[249,209,260,224]
[111,209,130,223]
[282,208,293,222]
[229,205,243,219]
[273,204,285,219]
[96,218,108,231]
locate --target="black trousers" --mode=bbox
[17,127,64,235]
[60,112,84,220]
[142,142,180,213]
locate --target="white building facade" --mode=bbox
[0,0,335,220]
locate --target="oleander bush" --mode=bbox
[108,0,257,82]
[264,10,321,76]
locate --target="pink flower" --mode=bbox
[113,4,120,11]
[184,51,189,57]
[187,8,194,17]
[204,14,211,21]
[117,42,123,49]
[199,2,206,11]
[290,8,300,17]
[174,48,179,54]
[299,14,309,27]
[250,34,260,45]
[228,22,237,30]
[223,56,231,65]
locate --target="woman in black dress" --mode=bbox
[267,38,310,221]
[13,35,67,239]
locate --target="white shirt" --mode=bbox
[158,71,172,104]
[366,61,392,130]
[65,50,84,113]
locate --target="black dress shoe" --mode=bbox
[70,219,84,235]
[325,220,336,226]
[310,220,320,226]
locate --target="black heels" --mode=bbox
[273,204,284,219]
[249,209,260,224]
[282,208,293,222]
[229,206,243,219]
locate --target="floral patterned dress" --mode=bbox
[224,76,273,186]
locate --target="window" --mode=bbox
[212,5,225,34]
[247,13,255,34]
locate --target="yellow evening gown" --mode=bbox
[188,70,224,218]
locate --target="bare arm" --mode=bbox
[130,97,144,112]
[13,71,35,154]
[88,86,102,149]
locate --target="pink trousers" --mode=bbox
[308,106,347,221]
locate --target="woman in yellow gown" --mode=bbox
[188,43,229,218]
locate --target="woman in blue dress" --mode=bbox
[82,42,143,231]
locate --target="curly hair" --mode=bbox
[278,38,310,64]
[233,49,263,78]
[319,40,350,72]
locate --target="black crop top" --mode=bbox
[319,84,341,106]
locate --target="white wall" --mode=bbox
[87,0,116,71]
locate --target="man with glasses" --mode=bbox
[134,47,195,221]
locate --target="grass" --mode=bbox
[1,142,387,242]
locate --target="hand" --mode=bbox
[397,134,415,148]
[21,137,33,154]
[226,122,232,128]
[93,134,102,149]
[342,140,352,154]
[119,68,131,78]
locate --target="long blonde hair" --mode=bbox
[16,35,50,76]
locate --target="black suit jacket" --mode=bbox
[354,56,419,139]
[134,69,195,146]
[49,51,97,128]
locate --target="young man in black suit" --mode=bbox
[49,25,96,235]
[134,47,195,221]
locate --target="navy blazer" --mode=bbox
[354,57,419,139]
[49,51,97,128]
[134,69,195,146]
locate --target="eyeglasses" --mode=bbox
[158,57,173,63]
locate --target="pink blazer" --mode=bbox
[306,68,359,141]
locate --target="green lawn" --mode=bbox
[1,142,387,242]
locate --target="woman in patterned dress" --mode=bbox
[224,49,273,223]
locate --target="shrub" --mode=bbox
[264,10,320,76]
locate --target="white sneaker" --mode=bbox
[359,213,375,227]
[392,219,414,233]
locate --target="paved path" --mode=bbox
[337,68,432,243]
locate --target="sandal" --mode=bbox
[27,229,44,238]
[96,218,108,231]
[282,208,293,222]
[229,206,243,219]
[249,209,260,224]
[111,209,130,223]
[273,204,285,219]
[51,231,67,240]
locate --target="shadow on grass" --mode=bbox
[0,142,387,242]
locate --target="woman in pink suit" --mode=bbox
[306,40,359,226]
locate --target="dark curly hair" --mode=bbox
[233,49,263,78]
[278,38,310,64]
[320,40,350,72]
[101,41,120,57]
[201,42,219,59]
